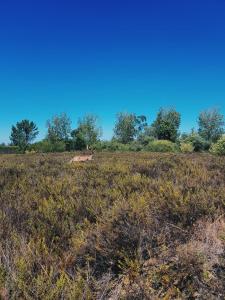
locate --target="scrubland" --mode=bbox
[0,152,225,299]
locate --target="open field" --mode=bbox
[0,152,225,299]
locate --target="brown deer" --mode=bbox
[69,151,94,163]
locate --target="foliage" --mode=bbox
[114,113,147,143]
[137,126,155,145]
[152,108,181,142]
[146,140,178,152]
[0,145,19,154]
[71,115,101,150]
[10,119,39,151]
[31,139,66,153]
[180,142,194,153]
[93,140,131,151]
[210,135,225,156]
[180,132,210,152]
[198,108,224,142]
[46,113,71,142]
[0,152,224,298]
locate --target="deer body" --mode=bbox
[69,154,93,163]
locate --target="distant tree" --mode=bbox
[71,128,87,150]
[198,109,224,142]
[10,119,39,151]
[152,108,181,142]
[137,126,155,145]
[136,115,148,133]
[114,113,147,144]
[46,113,71,142]
[72,114,102,150]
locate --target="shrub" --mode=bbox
[0,152,224,298]
[93,141,130,152]
[127,141,143,151]
[210,136,225,156]
[180,142,194,153]
[31,140,66,153]
[145,140,178,152]
[181,133,210,152]
[0,145,20,154]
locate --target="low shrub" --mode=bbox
[31,140,66,153]
[0,145,20,154]
[180,133,210,152]
[180,142,194,153]
[0,152,224,298]
[93,141,131,152]
[145,140,178,152]
[210,136,225,156]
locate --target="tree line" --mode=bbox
[1,107,225,154]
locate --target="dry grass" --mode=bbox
[0,152,224,299]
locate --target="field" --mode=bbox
[0,152,225,299]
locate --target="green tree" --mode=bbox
[46,113,71,142]
[10,120,39,151]
[198,109,224,142]
[72,115,102,150]
[114,113,147,144]
[152,108,181,142]
[71,128,87,150]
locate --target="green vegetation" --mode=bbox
[46,113,72,142]
[151,108,181,142]
[30,140,66,153]
[179,132,210,152]
[198,108,224,142]
[145,140,178,152]
[0,145,19,154]
[179,142,194,153]
[2,108,225,155]
[10,120,39,151]
[0,152,224,299]
[71,114,102,150]
[113,113,147,143]
[210,135,225,156]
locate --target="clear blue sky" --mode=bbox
[0,0,225,143]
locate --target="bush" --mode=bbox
[210,136,225,156]
[31,140,66,153]
[93,141,130,152]
[93,141,144,152]
[181,133,210,152]
[127,141,143,151]
[180,142,194,153]
[0,145,19,154]
[145,140,178,152]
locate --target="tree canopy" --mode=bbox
[10,120,39,151]
[152,108,181,142]
[198,109,224,142]
[71,114,101,150]
[46,113,71,142]
[114,113,147,144]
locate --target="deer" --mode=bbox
[69,151,94,163]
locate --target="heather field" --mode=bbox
[0,152,225,299]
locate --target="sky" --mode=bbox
[0,0,225,143]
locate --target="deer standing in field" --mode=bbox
[69,151,94,163]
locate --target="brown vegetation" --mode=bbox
[0,152,224,299]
